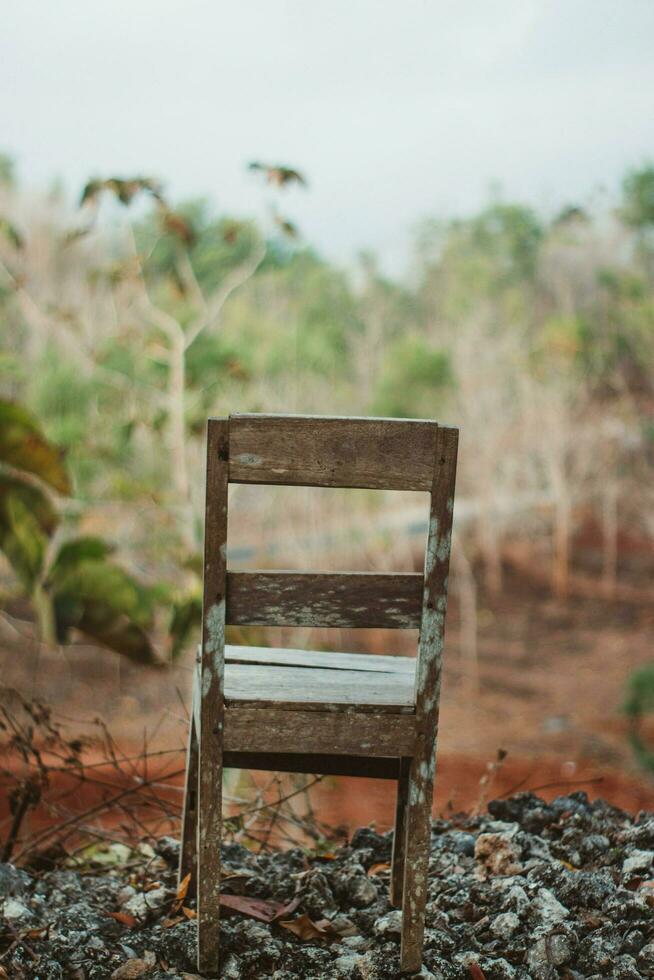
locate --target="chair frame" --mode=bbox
[179,413,458,975]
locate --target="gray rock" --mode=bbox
[490,911,520,939]
[622,848,654,875]
[374,910,402,937]
[333,952,363,978]
[0,863,31,897]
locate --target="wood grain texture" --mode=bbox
[223,660,415,712]
[226,414,449,491]
[178,710,199,893]
[223,706,417,757]
[225,645,415,675]
[223,752,400,779]
[226,570,423,628]
[198,418,229,975]
[401,425,458,973]
[390,757,411,908]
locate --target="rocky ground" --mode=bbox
[2,792,654,979]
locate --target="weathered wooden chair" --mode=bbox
[179,413,458,975]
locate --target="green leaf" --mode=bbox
[168,591,202,659]
[0,477,57,590]
[0,399,71,495]
[52,558,156,664]
[0,215,23,249]
[49,536,114,583]
[0,493,48,590]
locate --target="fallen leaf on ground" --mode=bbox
[279,913,334,942]
[110,960,150,979]
[176,872,191,901]
[162,916,185,928]
[469,965,487,980]
[219,893,288,922]
[367,862,391,876]
[21,925,50,939]
[278,913,355,942]
[182,906,197,919]
[107,911,138,928]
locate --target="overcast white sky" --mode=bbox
[2,1,653,270]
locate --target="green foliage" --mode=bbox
[50,551,155,663]
[168,590,202,659]
[372,337,452,418]
[621,165,654,229]
[0,398,71,494]
[624,664,654,774]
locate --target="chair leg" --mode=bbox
[400,750,435,974]
[197,714,224,976]
[390,758,410,907]
[178,713,199,891]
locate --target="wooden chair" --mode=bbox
[179,413,458,975]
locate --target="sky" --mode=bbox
[2,0,654,271]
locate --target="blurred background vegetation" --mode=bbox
[1,152,653,791]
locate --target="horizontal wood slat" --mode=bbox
[226,571,423,628]
[223,752,401,779]
[223,707,417,757]
[225,414,447,490]
[225,645,415,674]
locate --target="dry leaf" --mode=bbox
[21,925,50,939]
[367,862,391,876]
[278,913,354,943]
[162,916,185,928]
[110,960,150,979]
[182,906,197,919]
[176,872,191,901]
[107,911,138,928]
[0,966,9,979]
[144,880,163,893]
[219,893,288,922]
[469,965,487,980]
[279,913,332,942]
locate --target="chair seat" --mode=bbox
[223,644,416,714]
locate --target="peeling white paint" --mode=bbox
[233,453,263,466]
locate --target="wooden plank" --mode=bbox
[226,571,423,628]
[401,425,458,974]
[198,418,229,975]
[225,645,415,675]
[178,711,199,893]
[224,707,417,757]
[226,414,448,491]
[390,757,410,907]
[224,661,415,712]
[223,751,400,779]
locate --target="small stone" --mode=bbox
[531,888,568,927]
[623,849,654,875]
[346,873,378,907]
[1,896,32,922]
[490,911,520,938]
[638,943,654,970]
[155,836,181,865]
[0,863,31,897]
[374,910,402,936]
[475,831,523,875]
[333,953,363,978]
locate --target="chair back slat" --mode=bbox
[226,571,423,629]
[227,414,439,490]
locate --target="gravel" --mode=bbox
[2,791,654,978]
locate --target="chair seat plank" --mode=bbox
[224,660,415,713]
[225,644,415,675]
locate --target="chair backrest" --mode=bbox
[200,414,458,719]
